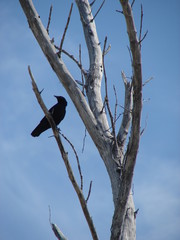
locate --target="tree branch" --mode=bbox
[138,4,148,47]
[75,0,111,136]
[58,3,73,57]
[56,47,87,77]
[86,180,93,203]
[79,44,85,95]
[111,0,142,238]
[46,5,53,35]
[51,224,67,240]
[19,0,108,152]
[28,66,98,240]
[102,36,115,138]
[90,0,105,23]
[60,131,83,190]
[20,0,121,217]
[117,71,132,152]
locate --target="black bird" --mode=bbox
[31,96,67,137]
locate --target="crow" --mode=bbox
[31,96,67,137]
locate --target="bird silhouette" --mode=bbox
[31,96,67,137]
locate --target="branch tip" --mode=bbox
[86,181,93,203]
[59,3,73,57]
[46,4,53,34]
[90,0,105,22]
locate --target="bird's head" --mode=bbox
[54,96,67,106]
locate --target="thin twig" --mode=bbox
[86,181,93,203]
[39,88,44,94]
[55,45,87,76]
[105,112,123,133]
[46,5,53,34]
[76,79,85,86]
[134,208,139,219]
[82,127,87,153]
[104,44,111,55]
[59,3,73,57]
[139,4,143,43]
[131,0,135,8]
[127,45,133,73]
[62,49,87,76]
[138,3,148,46]
[138,4,148,47]
[90,0,96,7]
[90,0,105,22]
[139,30,148,45]
[102,36,115,138]
[142,76,153,87]
[113,85,118,127]
[140,114,148,136]
[79,44,85,95]
[116,9,123,14]
[60,131,83,190]
[48,205,52,224]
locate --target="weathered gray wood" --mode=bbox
[19,1,142,239]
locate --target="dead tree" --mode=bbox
[19,0,144,239]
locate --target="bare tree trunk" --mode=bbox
[19,0,142,239]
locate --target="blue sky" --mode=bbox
[0,0,180,240]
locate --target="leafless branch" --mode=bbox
[82,127,87,153]
[138,4,148,46]
[48,206,67,240]
[46,5,53,35]
[134,208,139,219]
[113,85,118,128]
[79,44,85,95]
[58,3,73,57]
[55,46,87,76]
[111,0,143,238]
[90,0,96,7]
[117,71,132,147]
[60,131,83,190]
[131,0,135,8]
[140,114,148,136]
[139,30,148,45]
[105,112,123,133]
[39,88,44,94]
[90,0,105,22]
[104,43,111,55]
[28,66,98,240]
[127,45,133,68]
[86,181,93,203]
[116,9,123,14]
[142,76,153,87]
[139,4,143,43]
[102,36,115,138]
[51,223,67,240]
[48,205,52,225]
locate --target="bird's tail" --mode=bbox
[31,126,41,137]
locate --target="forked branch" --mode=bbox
[111,0,143,239]
[117,71,132,149]
[28,66,98,240]
[59,3,73,57]
[139,4,148,47]
[60,131,83,190]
